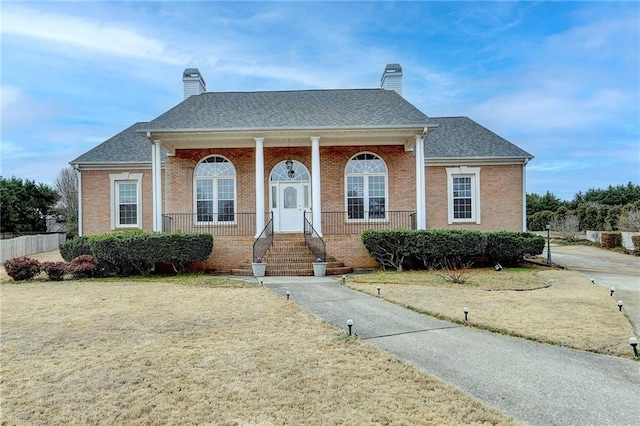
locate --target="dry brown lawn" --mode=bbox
[348,267,636,358]
[1,280,516,425]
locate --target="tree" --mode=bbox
[526,191,564,216]
[0,176,59,233]
[572,182,640,207]
[54,167,79,237]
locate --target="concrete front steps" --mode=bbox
[231,233,352,277]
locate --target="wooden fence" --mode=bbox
[0,233,66,263]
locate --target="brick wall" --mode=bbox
[79,150,525,269]
[80,168,160,235]
[425,164,524,231]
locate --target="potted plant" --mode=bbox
[312,257,327,277]
[251,257,267,277]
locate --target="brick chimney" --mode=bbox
[183,68,206,99]
[380,63,402,96]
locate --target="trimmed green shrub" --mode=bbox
[59,236,91,261]
[601,232,622,249]
[485,232,545,266]
[85,231,213,276]
[361,230,413,271]
[362,229,544,271]
[632,235,640,252]
[4,257,41,281]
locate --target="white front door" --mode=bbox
[270,160,311,232]
[278,182,304,232]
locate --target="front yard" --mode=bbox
[347,266,635,357]
[1,280,515,425]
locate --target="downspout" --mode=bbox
[522,158,529,232]
[73,164,82,236]
[415,132,426,230]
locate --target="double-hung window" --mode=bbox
[109,172,143,229]
[346,153,388,220]
[195,156,236,223]
[446,167,481,224]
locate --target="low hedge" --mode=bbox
[58,231,214,276]
[361,229,544,271]
[59,236,91,261]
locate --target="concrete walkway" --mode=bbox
[253,276,640,426]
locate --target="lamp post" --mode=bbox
[546,223,552,266]
[630,337,638,358]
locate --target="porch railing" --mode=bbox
[162,210,416,237]
[320,210,417,235]
[304,213,326,261]
[162,213,258,236]
[253,212,274,262]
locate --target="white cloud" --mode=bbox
[1,6,184,64]
[0,86,63,129]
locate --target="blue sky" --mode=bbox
[1,1,638,200]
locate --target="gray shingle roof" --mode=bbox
[70,122,167,164]
[71,94,532,165]
[142,89,432,130]
[426,116,533,159]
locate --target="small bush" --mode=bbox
[632,235,640,252]
[67,255,97,279]
[42,261,67,281]
[59,236,91,261]
[439,258,474,284]
[4,257,41,281]
[601,232,622,249]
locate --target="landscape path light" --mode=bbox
[341,275,346,285]
[610,287,615,297]
[377,286,381,296]
[286,290,291,300]
[346,319,354,336]
[590,277,595,284]
[463,307,469,321]
[618,300,624,311]
[629,337,638,358]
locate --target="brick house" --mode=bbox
[70,64,533,275]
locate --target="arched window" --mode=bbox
[195,156,236,222]
[345,153,388,220]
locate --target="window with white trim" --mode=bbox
[346,153,388,220]
[446,167,481,224]
[195,156,236,222]
[109,172,143,229]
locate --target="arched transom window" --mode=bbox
[345,153,388,220]
[195,156,236,222]
[270,161,310,182]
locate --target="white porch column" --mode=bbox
[152,140,163,232]
[415,134,426,230]
[311,136,322,236]
[255,137,265,237]
[522,159,529,232]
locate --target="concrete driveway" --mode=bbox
[545,244,640,335]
